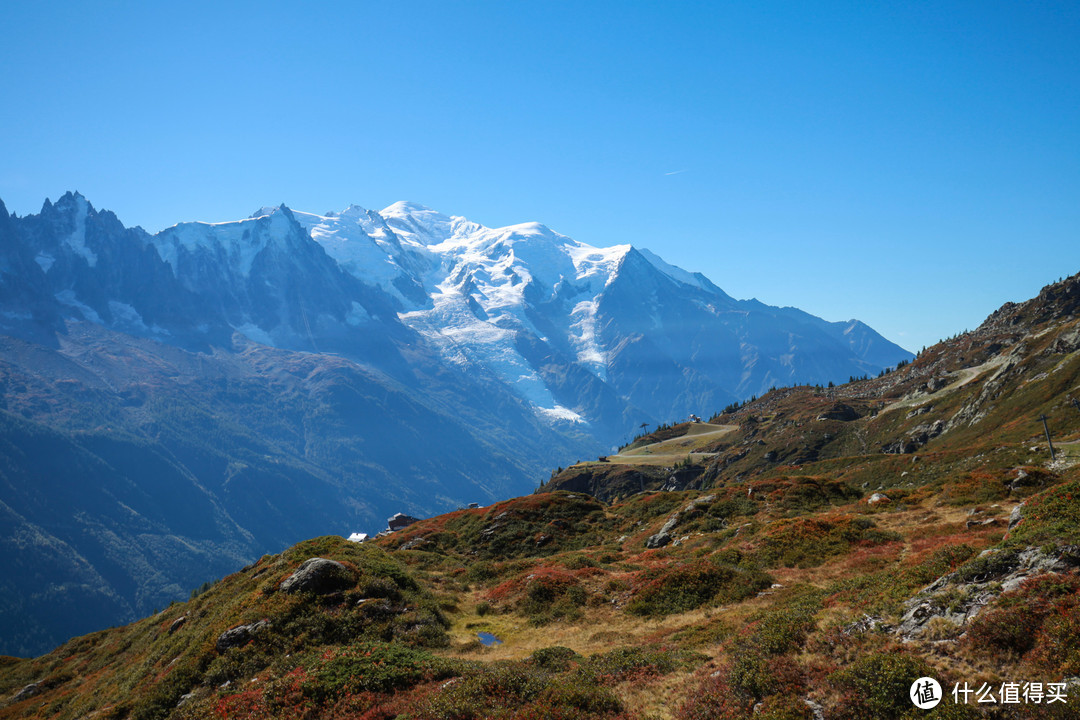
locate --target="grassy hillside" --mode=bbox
[4,274,1080,719]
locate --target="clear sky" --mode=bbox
[2,1,1078,352]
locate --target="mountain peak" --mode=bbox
[249,203,292,219]
[47,190,92,217]
[381,200,435,215]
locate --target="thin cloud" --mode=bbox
[663,169,688,176]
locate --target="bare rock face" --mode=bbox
[1009,503,1025,530]
[816,403,860,421]
[895,545,1080,640]
[216,619,271,653]
[645,531,672,549]
[644,495,716,549]
[280,557,354,595]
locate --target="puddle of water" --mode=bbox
[477,631,502,646]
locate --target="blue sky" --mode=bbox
[2,1,1078,352]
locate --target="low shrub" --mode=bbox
[674,670,754,720]
[411,659,627,719]
[305,642,459,700]
[1007,478,1080,546]
[965,574,1080,675]
[583,646,703,681]
[942,470,1009,505]
[532,646,579,672]
[827,651,933,719]
[757,515,901,569]
[628,561,772,616]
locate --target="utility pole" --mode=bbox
[1039,414,1057,462]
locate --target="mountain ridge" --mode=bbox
[3,271,1079,720]
[0,192,912,656]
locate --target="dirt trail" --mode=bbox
[604,422,737,466]
[883,355,1008,414]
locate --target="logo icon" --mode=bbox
[911,677,942,709]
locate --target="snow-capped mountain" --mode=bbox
[0,191,912,655]
[3,192,912,439]
[287,200,911,427]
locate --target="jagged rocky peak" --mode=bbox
[0,192,913,433]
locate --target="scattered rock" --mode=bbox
[399,537,426,551]
[645,532,671,549]
[685,494,716,511]
[926,376,949,393]
[895,545,1080,640]
[1008,503,1025,530]
[868,493,891,505]
[216,619,271,653]
[817,403,860,421]
[843,614,887,635]
[1048,329,1080,355]
[644,495,714,549]
[803,698,826,720]
[168,615,187,635]
[12,683,40,702]
[280,558,354,595]
[881,439,919,455]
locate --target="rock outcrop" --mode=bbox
[895,545,1080,640]
[216,619,271,653]
[644,495,715,549]
[280,558,355,595]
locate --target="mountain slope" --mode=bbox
[0,192,911,656]
[4,273,1080,720]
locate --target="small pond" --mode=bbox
[477,631,503,646]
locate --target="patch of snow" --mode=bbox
[35,253,55,273]
[566,242,631,289]
[346,301,370,326]
[235,323,276,346]
[108,301,149,333]
[64,195,96,267]
[637,247,704,290]
[536,405,586,423]
[153,208,295,277]
[294,207,418,306]
[55,290,102,324]
[569,299,607,379]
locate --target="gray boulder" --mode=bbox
[645,532,672,549]
[280,557,354,594]
[168,615,187,635]
[644,495,715,549]
[216,619,270,653]
[1008,503,1025,530]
